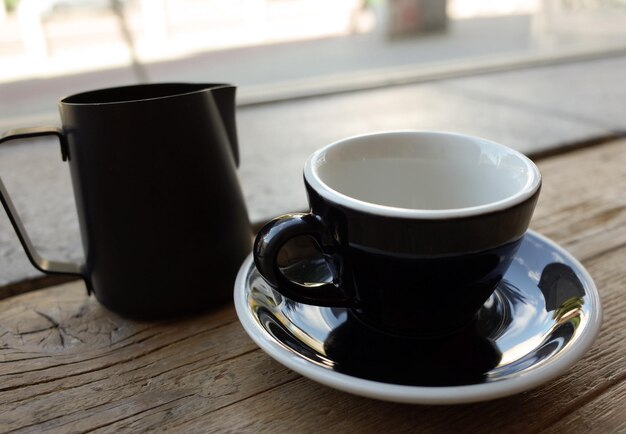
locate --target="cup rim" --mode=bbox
[304,130,542,220]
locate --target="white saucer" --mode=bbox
[234,231,602,404]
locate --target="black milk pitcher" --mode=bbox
[0,83,252,319]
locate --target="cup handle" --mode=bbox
[0,127,85,282]
[253,213,352,307]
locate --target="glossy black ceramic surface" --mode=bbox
[346,237,522,335]
[305,181,540,256]
[244,231,596,387]
[254,189,538,335]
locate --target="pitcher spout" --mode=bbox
[210,85,239,167]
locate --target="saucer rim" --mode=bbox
[233,230,603,404]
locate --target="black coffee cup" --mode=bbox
[254,131,541,336]
[0,83,251,319]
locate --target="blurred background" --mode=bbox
[1,0,626,127]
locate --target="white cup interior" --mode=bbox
[305,131,541,218]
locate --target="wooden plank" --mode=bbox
[530,139,626,261]
[542,380,626,434]
[0,139,625,432]
[0,284,299,432]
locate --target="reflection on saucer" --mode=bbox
[538,262,586,312]
[324,311,502,386]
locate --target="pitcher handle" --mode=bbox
[0,127,84,280]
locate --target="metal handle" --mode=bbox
[0,127,84,279]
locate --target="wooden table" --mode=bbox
[1,139,625,433]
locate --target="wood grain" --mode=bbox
[542,380,626,434]
[1,139,626,433]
